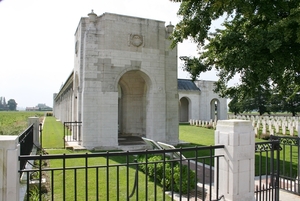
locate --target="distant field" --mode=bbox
[0,111,45,135]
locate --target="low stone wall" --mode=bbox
[0,117,40,201]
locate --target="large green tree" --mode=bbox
[228,85,271,115]
[170,0,300,100]
[7,99,17,111]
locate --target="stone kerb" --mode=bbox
[0,136,19,201]
[215,120,255,201]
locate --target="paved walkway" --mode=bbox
[279,190,300,201]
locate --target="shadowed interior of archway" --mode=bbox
[118,70,148,142]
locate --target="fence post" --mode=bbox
[0,136,20,201]
[215,120,255,201]
[28,117,40,147]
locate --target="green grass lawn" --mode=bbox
[45,149,171,201]
[42,117,171,200]
[42,116,65,149]
[179,124,215,146]
[40,118,298,200]
[179,124,298,177]
[0,111,44,135]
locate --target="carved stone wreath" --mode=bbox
[130,34,143,47]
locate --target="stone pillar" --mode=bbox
[28,117,40,147]
[215,120,255,201]
[0,136,19,201]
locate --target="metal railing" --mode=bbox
[271,135,300,195]
[255,139,281,201]
[19,145,224,201]
[18,124,34,171]
[63,121,82,148]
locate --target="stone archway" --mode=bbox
[210,99,220,120]
[179,97,189,122]
[118,70,149,137]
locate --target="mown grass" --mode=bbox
[5,113,298,199]
[177,125,216,166]
[178,124,264,161]
[42,118,171,200]
[45,149,171,201]
[178,124,298,177]
[42,116,65,149]
[179,124,215,146]
[0,111,44,135]
[41,118,298,178]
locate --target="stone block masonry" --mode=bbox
[215,120,255,201]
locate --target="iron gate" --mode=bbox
[63,121,82,148]
[270,135,300,195]
[255,139,281,201]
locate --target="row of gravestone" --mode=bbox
[189,115,299,136]
[229,115,299,136]
[189,119,217,129]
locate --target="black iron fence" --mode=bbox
[255,139,281,201]
[19,145,224,201]
[271,135,300,195]
[18,124,34,170]
[63,121,82,148]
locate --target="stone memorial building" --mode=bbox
[53,11,227,150]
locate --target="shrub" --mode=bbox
[46,112,53,116]
[260,133,270,140]
[138,155,197,194]
[173,165,197,193]
[26,185,48,201]
[205,124,214,129]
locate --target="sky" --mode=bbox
[0,0,235,109]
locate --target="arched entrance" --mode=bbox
[118,70,149,137]
[179,97,189,122]
[210,99,220,120]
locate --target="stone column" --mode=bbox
[215,120,255,201]
[0,136,19,201]
[28,117,40,147]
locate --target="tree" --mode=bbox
[170,0,300,100]
[0,97,7,110]
[0,97,2,110]
[228,96,242,115]
[241,90,271,116]
[3,97,6,109]
[7,99,17,111]
[270,81,300,116]
[228,85,271,115]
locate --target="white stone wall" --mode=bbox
[195,80,227,121]
[54,12,229,149]
[179,90,201,121]
[73,12,178,149]
[178,80,227,122]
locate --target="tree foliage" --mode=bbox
[0,97,8,111]
[228,85,300,116]
[7,99,17,111]
[170,0,300,100]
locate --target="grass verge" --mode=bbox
[42,116,65,149]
